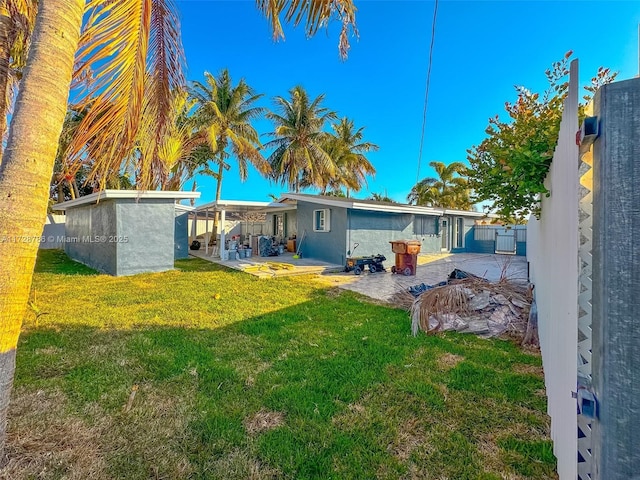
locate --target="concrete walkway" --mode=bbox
[332,253,528,303]
[188,248,342,279]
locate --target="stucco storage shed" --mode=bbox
[53,190,200,276]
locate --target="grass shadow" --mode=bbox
[35,249,98,275]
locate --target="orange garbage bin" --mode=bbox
[389,240,422,276]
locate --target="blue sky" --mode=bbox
[177,0,640,205]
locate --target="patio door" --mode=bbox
[453,217,464,249]
[273,213,287,239]
[440,218,451,251]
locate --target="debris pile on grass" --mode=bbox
[406,270,533,339]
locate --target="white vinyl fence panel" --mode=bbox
[526,59,580,479]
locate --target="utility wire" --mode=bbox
[416,0,439,184]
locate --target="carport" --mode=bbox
[192,199,292,259]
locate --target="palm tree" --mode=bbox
[324,189,347,197]
[367,192,396,203]
[154,89,212,191]
[318,117,377,196]
[266,85,337,192]
[0,0,358,458]
[0,0,38,155]
[407,161,472,209]
[189,69,269,204]
[51,107,87,202]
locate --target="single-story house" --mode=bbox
[190,194,526,265]
[274,193,494,266]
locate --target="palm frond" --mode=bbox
[67,0,185,190]
[255,0,357,58]
[136,0,186,188]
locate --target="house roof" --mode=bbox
[279,193,443,216]
[52,190,201,211]
[278,193,491,218]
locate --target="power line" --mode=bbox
[416,0,439,184]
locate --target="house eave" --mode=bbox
[52,190,201,211]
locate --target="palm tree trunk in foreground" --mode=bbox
[0,0,84,461]
[0,4,11,158]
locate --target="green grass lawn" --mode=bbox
[5,250,556,479]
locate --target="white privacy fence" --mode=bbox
[527,60,582,479]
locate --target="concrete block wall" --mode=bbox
[65,199,176,276]
[65,200,118,274]
[115,200,175,275]
[41,214,66,249]
[590,77,640,480]
[347,210,436,261]
[296,201,348,265]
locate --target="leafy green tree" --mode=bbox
[407,161,471,209]
[155,89,211,191]
[51,107,91,203]
[324,188,347,197]
[266,85,337,192]
[467,52,616,222]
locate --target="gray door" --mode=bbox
[495,228,516,254]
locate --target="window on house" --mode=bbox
[274,214,284,237]
[313,209,330,232]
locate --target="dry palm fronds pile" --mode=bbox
[409,283,470,335]
[409,276,532,339]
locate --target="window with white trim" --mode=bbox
[313,209,330,232]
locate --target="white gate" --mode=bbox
[495,229,516,254]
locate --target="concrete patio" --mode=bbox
[188,248,343,279]
[188,247,527,295]
[330,253,528,302]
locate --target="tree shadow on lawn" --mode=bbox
[10,287,556,480]
[35,250,239,276]
[34,249,99,276]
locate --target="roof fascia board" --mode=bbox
[53,190,200,210]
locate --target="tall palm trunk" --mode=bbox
[215,161,223,203]
[210,161,223,246]
[0,3,11,157]
[0,0,84,460]
[56,178,64,203]
[211,138,226,245]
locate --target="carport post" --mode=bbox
[205,208,209,255]
[190,210,197,240]
[218,207,226,259]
